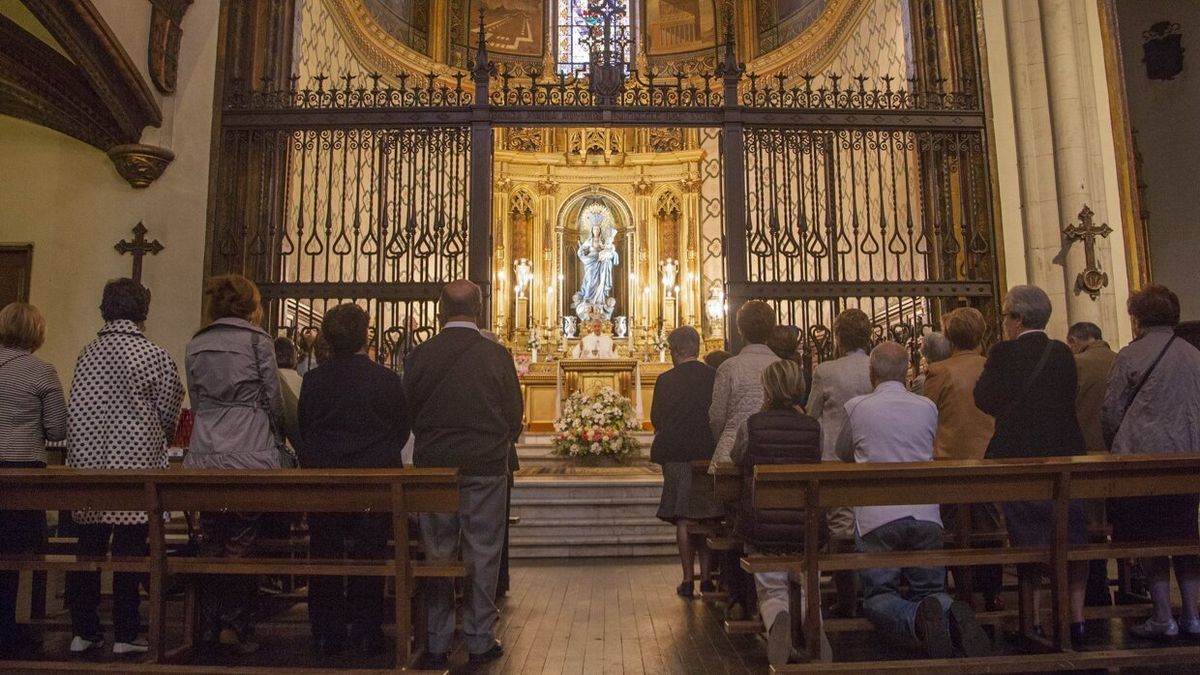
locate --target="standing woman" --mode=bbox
[1102,284,1200,638]
[651,326,719,598]
[66,280,184,655]
[0,303,66,653]
[184,274,283,654]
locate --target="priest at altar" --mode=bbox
[572,319,616,359]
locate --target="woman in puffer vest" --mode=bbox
[730,359,823,666]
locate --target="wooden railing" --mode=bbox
[0,468,460,671]
[701,454,1200,672]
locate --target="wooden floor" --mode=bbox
[3,557,766,674]
[7,557,1200,674]
[469,558,766,674]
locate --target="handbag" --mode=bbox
[249,331,297,468]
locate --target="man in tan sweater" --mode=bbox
[1068,321,1119,607]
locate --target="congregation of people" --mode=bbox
[1,274,1199,667]
[650,283,1200,665]
[0,275,518,669]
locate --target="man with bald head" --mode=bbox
[835,342,989,659]
[404,279,522,668]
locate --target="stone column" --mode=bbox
[1038,0,1102,327]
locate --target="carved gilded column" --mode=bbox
[682,169,703,327]
[537,177,560,335]
[494,174,512,337]
[633,176,655,336]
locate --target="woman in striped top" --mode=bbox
[0,302,66,652]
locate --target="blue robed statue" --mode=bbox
[575,213,619,320]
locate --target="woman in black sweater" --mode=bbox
[298,303,409,655]
[650,326,719,598]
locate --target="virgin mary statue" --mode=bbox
[576,209,619,320]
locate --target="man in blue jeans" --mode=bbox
[836,342,990,657]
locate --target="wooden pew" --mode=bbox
[750,454,1200,672]
[0,467,459,671]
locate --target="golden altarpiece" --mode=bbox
[492,127,719,430]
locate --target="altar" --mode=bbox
[520,358,671,432]
[555,358,644,421]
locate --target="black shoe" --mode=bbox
[916,596,952,659]
[947,600,992,657]
[417,650,448,669]
[352,631,386,656]
[312,631,344,657]
[699,580,717,594]
[676,581,694,598]
[468,641,504,663]
[1071,621,1087,644]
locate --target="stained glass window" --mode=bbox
[557,0,631,75]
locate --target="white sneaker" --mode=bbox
[113,638,149,655]
[69,635,104,653]
[1130,617,1179,639]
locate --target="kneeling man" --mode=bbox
[836,342,990,658]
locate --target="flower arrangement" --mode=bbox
[527,332,543,352]
[552,386,641,463]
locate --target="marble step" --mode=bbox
[510,516,672,539]
[509,475,674,558]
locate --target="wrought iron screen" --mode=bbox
[739,121,997,369]
[209,119,471,365]
[210,0,996,371]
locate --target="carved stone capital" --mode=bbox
[535,177,559,195]
[107,143,175,188]
[680,172,702,194]
[632,177,654,196]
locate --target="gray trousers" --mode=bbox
[419,475,508,654]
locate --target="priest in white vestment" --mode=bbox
[573,320,616,358]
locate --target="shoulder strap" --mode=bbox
[409,333,487,421]
[1000,341,1054,420]
[1115,335,1177,433]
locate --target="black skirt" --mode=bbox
[1108,494,1200,544]
[656,462,724,523]
[1002,499,1088,548]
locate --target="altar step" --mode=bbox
[509,476,676,558]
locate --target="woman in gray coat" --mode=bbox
[184,274,283,654]
[1102,284,1200,639]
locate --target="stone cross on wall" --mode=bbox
[1063,204,1112,300]
[114,222,164,284]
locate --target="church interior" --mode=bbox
[3,0,1200,672]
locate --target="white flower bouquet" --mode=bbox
[551,386,641,463]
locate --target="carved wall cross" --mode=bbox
[1063,204,1112,300]
[115,222,164,283]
